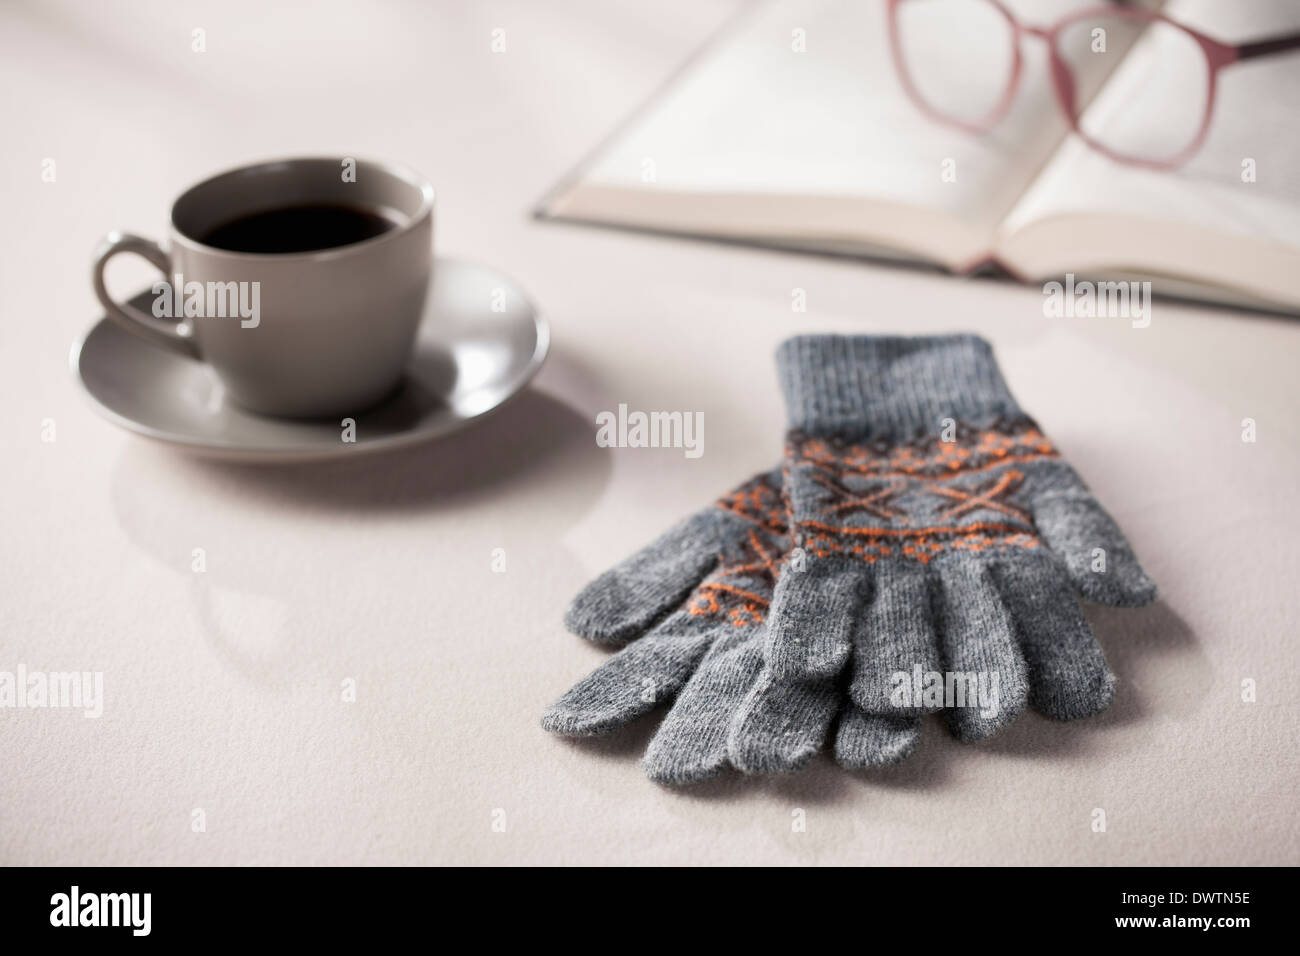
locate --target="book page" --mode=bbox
[545,0,1127,266]
[999,0,1300,287]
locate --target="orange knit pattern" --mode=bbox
[683,473,786,627]
[790,419,1058,565]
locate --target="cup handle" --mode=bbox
[92,231,200,358]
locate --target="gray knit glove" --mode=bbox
[543,471,907,784]
[768,334,1156,749]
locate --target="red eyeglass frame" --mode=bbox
[886,0,1300,169]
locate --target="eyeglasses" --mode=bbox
[886,0,1300,169]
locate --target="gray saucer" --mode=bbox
[72,259,549,462]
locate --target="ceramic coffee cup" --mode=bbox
[92,157,435,419]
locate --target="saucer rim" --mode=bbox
[70,258,550,464]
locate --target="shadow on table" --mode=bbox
[119,386,603,516]
[108,385,607,683]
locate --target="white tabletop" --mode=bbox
[2,0,1297,865]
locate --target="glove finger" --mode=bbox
[833,708,922,769]
[992,553,1115,721]
[564,508,741,644]
[934,562,1028,742]
[765,558,866,680]
[541,629,716,736]
[727,668,838,775]
[1033,491,1156,608]
[642,629,762,786]
[847,563,943,715]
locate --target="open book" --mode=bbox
[538,0,1300,314]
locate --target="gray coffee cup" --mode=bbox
[92,157,435,419]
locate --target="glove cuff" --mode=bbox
[776,334,1022,439]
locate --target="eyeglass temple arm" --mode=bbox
[1234,30,1300,62]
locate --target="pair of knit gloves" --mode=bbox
[542,334,1155,784]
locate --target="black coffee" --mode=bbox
[198,204,399,254]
